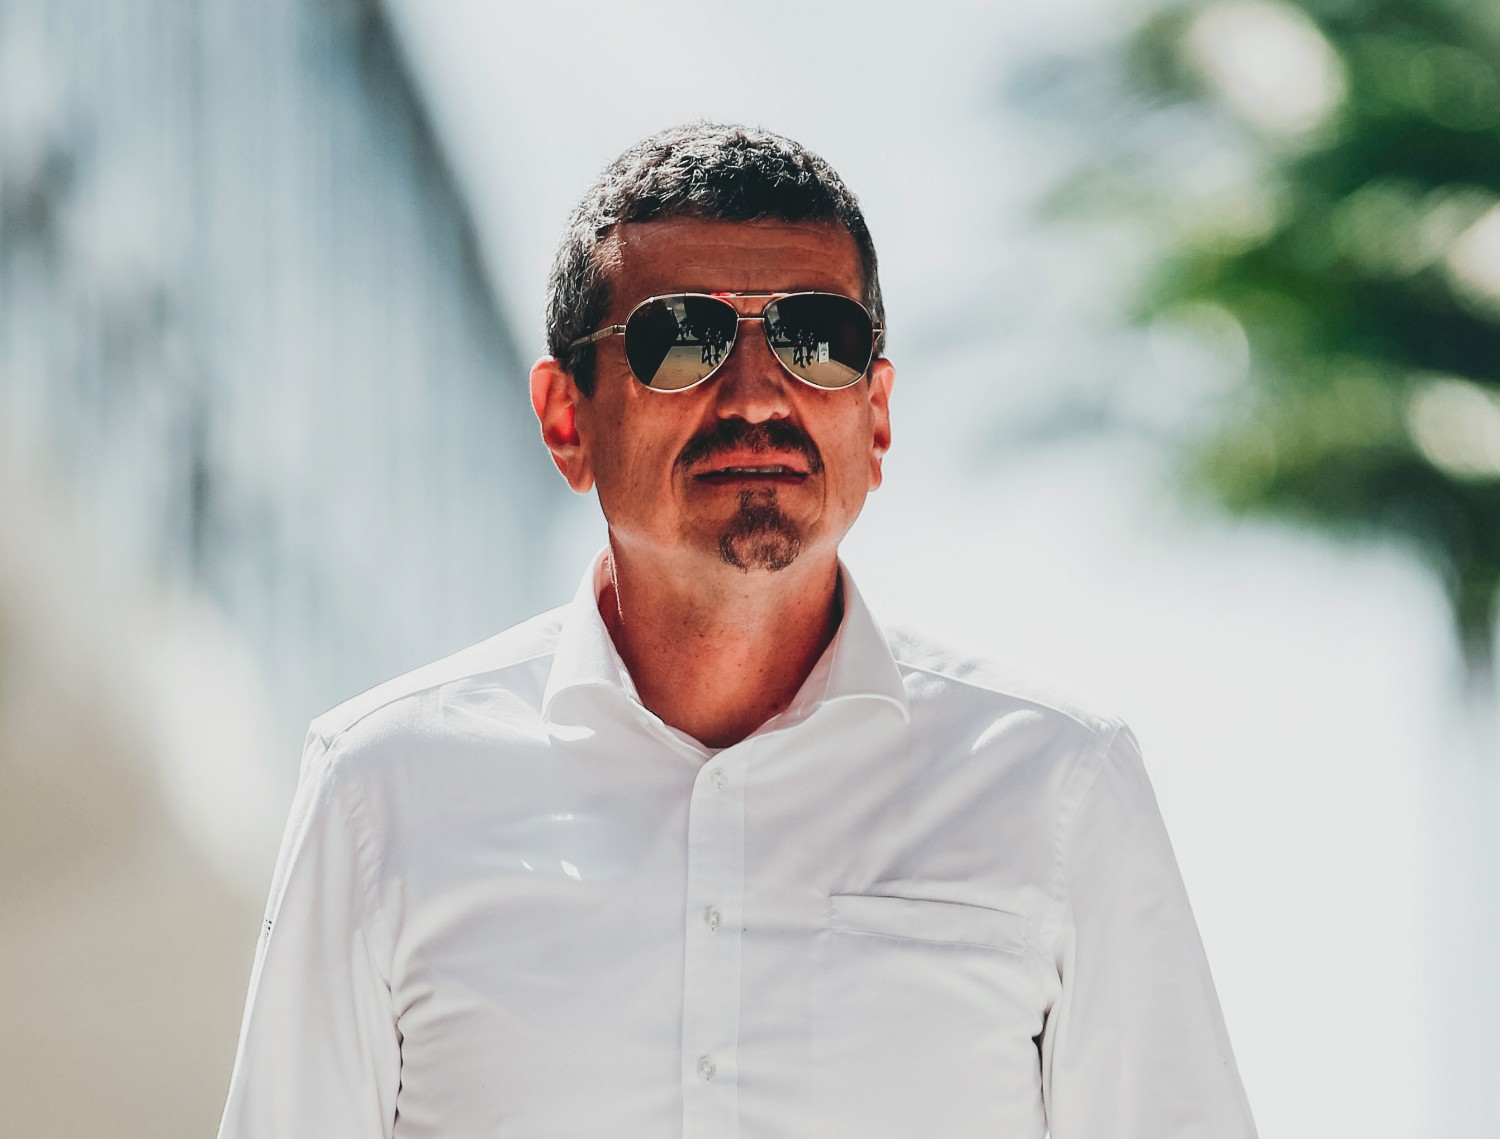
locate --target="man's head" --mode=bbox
[531,124,894,578]
[544,122,886,398]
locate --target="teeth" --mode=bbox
[716,466,791,474]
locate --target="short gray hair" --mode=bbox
[544,122,885,396]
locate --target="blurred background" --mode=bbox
[0,0,1495,1135]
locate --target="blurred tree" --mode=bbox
[1013,4,1500,1129]
[1018,0,1500,693]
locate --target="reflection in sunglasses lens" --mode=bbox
[627,296,740,390]
[765,295,872,389]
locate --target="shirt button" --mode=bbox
[703,906,721,931]
[711,768,727,790]
[697,1054,717,1082]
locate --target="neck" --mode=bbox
[598,541,844,749]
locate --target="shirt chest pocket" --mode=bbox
[828,893,1028,953]
[811,894,1047,1137]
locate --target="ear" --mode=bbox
[866,357,894,491]
[530,355,595,493]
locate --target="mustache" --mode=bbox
[677,419,824,474]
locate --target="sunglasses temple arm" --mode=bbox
[566,325,627,351]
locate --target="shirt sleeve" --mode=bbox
[1039,719,1258,1138]
[217,728,401,1139]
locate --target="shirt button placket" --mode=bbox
[680,749,745,1139]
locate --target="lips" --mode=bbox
[695,462,810,484]
[707,465,802,475]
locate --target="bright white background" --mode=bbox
[382,2,1470,1136]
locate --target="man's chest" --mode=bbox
[373,705,1070,1138]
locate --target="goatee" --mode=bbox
[719,489,802,572]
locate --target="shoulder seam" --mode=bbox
[332,749,398,986]
[295,738,397,989]
[312,645,557,752]
[890,655,1111,734]
[1040,715,1127,955]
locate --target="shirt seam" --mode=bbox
[322,738,399,990]
[888,657,1107,734]
[1040,715,1125,960]
[828,926,1028,956]
[313,646,558,753]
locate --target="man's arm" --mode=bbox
[217,729,400,1139]
[1039,721,1258,1138]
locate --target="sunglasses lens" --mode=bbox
[764,294,874,389]
[624,295,739,390]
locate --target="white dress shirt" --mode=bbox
[217,552,1257,1139]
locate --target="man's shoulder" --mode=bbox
[308,605,567,751]
[882,622,1120,739]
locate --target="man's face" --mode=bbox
[568,217,894,575]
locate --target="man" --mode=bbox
[217,123,1258,1138]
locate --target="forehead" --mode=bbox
[601,218,863,313]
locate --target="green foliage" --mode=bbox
[1037,0,1500,674]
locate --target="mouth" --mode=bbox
[694,463,810,485]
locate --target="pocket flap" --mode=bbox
[828,894,1028,954]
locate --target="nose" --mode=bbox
[710,317,793,423]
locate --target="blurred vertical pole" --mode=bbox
[1429,669,1500,1139]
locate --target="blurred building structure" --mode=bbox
[0,1,555,1135]
[0,0,552,732]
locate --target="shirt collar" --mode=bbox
[541,548,910,736]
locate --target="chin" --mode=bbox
[716,492,805,573]
[719,529,802,573]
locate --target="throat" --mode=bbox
[598,555,843,748]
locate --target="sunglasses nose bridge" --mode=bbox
[707,315,797,414]
[700,311,775,373]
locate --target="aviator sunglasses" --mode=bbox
[567,291,883,392]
